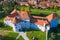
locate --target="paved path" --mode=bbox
[16,32,29,40]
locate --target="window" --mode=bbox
[16,16,21,19]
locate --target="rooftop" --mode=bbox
[4,9,30,24]
[4,9,59,26]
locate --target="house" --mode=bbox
[57,0,60,7]
[16,0,38,6]
[4,9,59,32]
[46,13,59,28]
[38,1,47,9]
[15,0,41,6]
[3,0,59,8]
[4,9,30,32]
[16,0,29,6]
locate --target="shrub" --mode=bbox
[25,6,30,12]
[0,22,4,27]
[20,7,25,11]
[16,5,21,10]
[49,32,55,40]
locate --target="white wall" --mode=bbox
[36,23,50,32]
[36,24,45,32]
[4,19,16,32]
[46,26,50,31]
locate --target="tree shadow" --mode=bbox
[54,24,60,40]
[0,22,4,27]
[39,13,48,17]
[0,35,3,40]
[48,24,60,40]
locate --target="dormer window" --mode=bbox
[16,15,21,19]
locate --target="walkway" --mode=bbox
[16,32,29,40]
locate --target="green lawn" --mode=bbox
[59,19,60,24]
[0,31,46,40]
[0,17,46,40]
[1,32,18,40]
[30,8,60,16]
[0,26,12,31]
[0,19,12,31]
[27,31,46,40]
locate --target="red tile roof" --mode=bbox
[4,14,21,24]
[4,9,29,24]
[12,17,21,24]
[28,0,37,4]
[31,16,49,26]
[18,2,28,5]
[32,16,45,18]
[47,2,54,7]
[57,2,60,7]
[39,1,46,7]
[46,13,53,21]
[4,9,58,26]
[18,11,30,19]
[10,9,17,14]
[46,13,58,21]
[28,1,33,4]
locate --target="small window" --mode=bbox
[16,15,21,19]
[19,29,22,31]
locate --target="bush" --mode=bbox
[16,5,21,10]
[25,6,30,12]
[20,7,25,11]
[0,22,4,27]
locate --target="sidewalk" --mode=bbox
[16,32,29,40]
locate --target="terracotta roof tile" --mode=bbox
[28,1,33,4]
[4,9,30,24]
[18,11,30,19]
[10,9,17,14]
[12,17,17,24]
[12,17,21,24]
[46,13,53,21]
[47,2,54,7]
[28,0,37,4]
[4,16,12,20]
[32,16,46,18]
[57,2,60,6]
[35,20,45,26]
[19,2,28,5]
[4,15,21,24]
[39,1,46,7]
[46,13,58,21]
[31,16,49,26]
[4,9,21,24]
